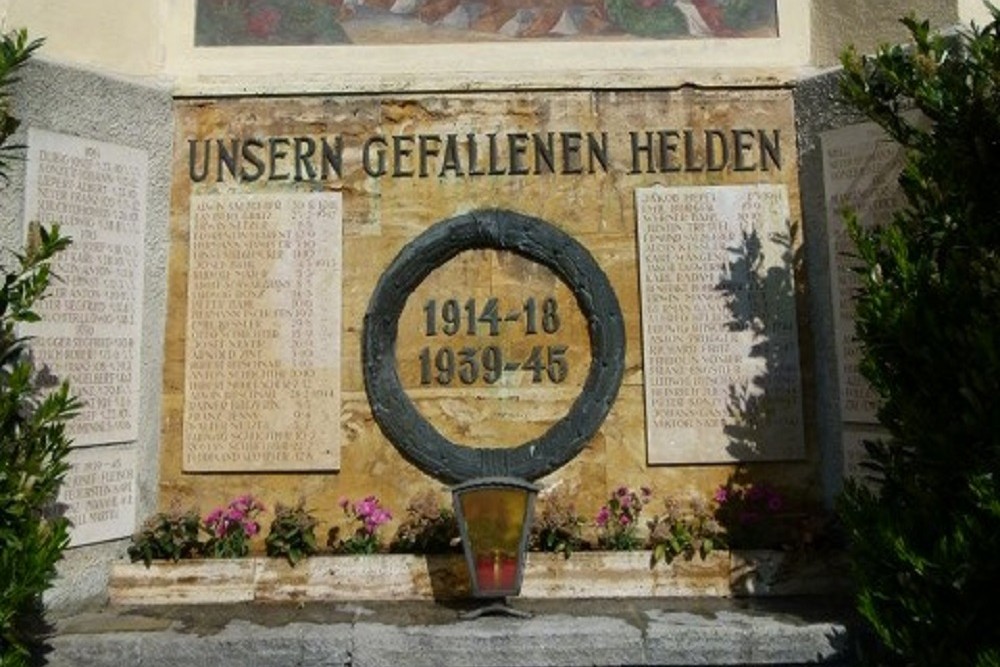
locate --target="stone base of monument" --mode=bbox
[108,550,846,605]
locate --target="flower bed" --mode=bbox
[107,550,845,605]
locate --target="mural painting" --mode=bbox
[195,0,779,45]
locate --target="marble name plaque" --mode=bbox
[58,443,137,546]
[183,192,343,472]
[22,128,147,446]
[821,121,905,424]
[637,184,804,464]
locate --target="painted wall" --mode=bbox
[3,0,164,80]
[2,2,989,93]
[959,0,995,25]
[810,0,961,66]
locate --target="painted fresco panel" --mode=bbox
[195,0,778,45]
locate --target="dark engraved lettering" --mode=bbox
[508,132,530,175]
[733,129,757,171]
[217,138,239,181]
[705,130,729,171]
[189,139,209,182]
[533,133,555,175]
[363,135,387,177]
[240,138,265,182]
[321,136,343,179]
[759,129,781,171]
[294,137,316,181]
[392,134,415,177]
[658,130,682,173]
[418,134,440,178]
[363,208,624,484]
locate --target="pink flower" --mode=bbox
[595,506,610,527]
[714,487,728,504]
[619,514,631,526]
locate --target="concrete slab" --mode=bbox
[43,598,855,667]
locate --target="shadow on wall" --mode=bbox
[716,224,798,461]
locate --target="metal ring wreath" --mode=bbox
[362,208,625,484]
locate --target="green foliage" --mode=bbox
[0,223,77,666]
[604,0,686,38]
[127,508,203,567]
[838,8,1000,666]
[594,485,651,551]
[529,486,585,558]
[0,30,41,183]
[0,29,77,667]
[720,0,777,31]
[388,490,459,555]
[203,495,265,559]
[329,495,392,555]
[648,494,726,566]
[265,501,319,566]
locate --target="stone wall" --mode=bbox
[160,87,823,537]
[0,58,172,612]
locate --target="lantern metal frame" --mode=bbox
[451,476,540,618]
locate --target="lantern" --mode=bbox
[451,477,539,618]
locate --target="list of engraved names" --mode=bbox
[637,185,804,463]
[23,129,146,446]
[184,193,342,471]
[821,122,904,424]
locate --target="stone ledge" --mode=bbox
[109,550,846,605]
[47,598,855,667]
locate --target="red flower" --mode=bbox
[247,6,281,38]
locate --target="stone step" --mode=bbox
[45,598,854,666]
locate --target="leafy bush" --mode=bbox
[529,485,586,557]
[648,494,726,565]
[265,501,320,566]
[594,485,651,551]
[388,490,459,555]
[838,11,1000,666]
[127,507,203,567]
[0,30,78,667]
[203,495,265,559]
[329,495,392,554]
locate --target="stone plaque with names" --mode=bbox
[842,427,888,488]
[637,185,804,464]
[821,122,905,424]
[183,192,342,471]
[22,128,146,446]
[58,443,137,546]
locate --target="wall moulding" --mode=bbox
[164,2,809,96]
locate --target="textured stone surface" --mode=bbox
[163,88,811,535]
[46,599,853,667]
[108,551,846,604]
[0,59,173,614]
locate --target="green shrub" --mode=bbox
[0,30,79,667]
[265,501,319,566]
[127,507,203,567]
[388,491,459,555]
[647,494,725,566]
[838,11,1000,666]
[529,485,586,558]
